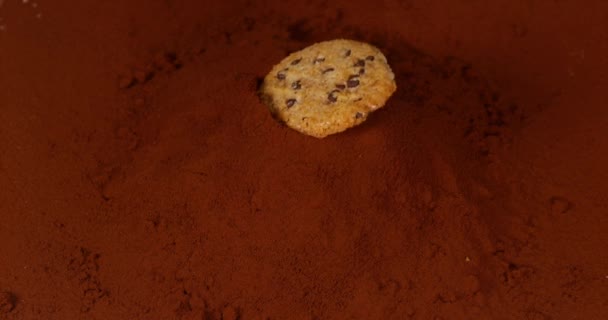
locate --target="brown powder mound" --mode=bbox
[0,1,606,319]
[0,291,16,314]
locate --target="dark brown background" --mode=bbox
[1,0,607,319]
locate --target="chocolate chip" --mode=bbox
[355,112,363,119]
[359,68,365,75]
[347,75,360,88]
[328,90,339,103]
[313,57,325,64]
[345,49,351,57]
[322,68,335,74]
[366,55,375,61]
[286,99,296,108]
[277,70,286,80]
[291,58,302,65]
[354,59,365,67]
[291,80,301,90]
[335,84,346,90]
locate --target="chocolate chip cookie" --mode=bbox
[259,39,397,138]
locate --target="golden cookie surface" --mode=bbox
[260,39,397,138]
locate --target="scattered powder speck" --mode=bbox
[0,0,43,30]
